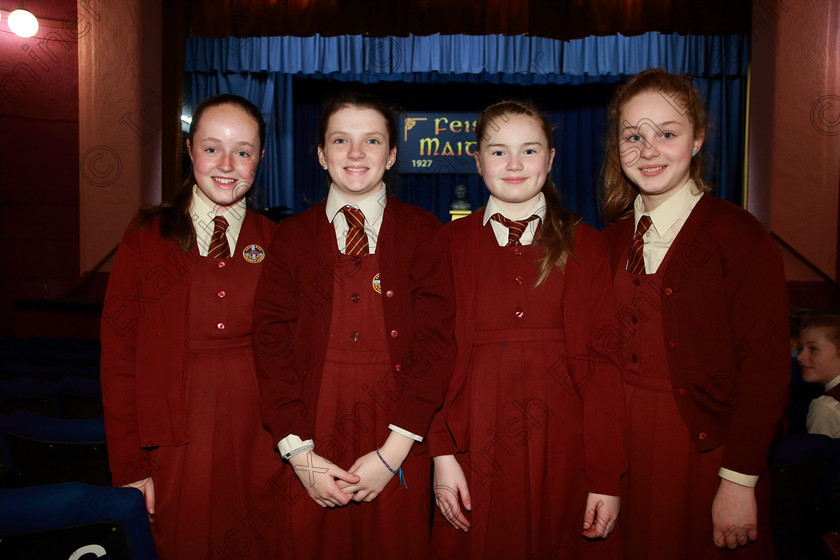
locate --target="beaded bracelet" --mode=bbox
[376,448,407,489]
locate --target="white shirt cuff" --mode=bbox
[277,434,314,460]
[718,468,758,488]
[388,424,423,442]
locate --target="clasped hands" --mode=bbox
[289,432,413,508]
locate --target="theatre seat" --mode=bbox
[1,411,110,486]
[0,482,156,560]
[0,377,58,417]
[56,377,104,419]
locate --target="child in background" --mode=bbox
[798,314,840,438]
[429,100,625,560]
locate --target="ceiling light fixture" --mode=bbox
[8,3,39,38]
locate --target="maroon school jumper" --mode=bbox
[431,214,623,560]
[276,252,432,559]
[613,235,774,560]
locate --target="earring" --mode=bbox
[692,148,698,156]
[322,164,328,170]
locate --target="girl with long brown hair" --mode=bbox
[429,100,625,559]
[101,94,282,559]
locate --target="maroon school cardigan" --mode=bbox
[253,196,456,446]
[602,194,790,476]
[100,211,278,485]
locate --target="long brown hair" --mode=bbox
[137,94,266,252]
[600,69,710,224]
[475,100,579,285]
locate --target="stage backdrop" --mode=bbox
[399,113,478,175]
[184,32,748,228]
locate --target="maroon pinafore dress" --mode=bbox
[433,225,621,560]
[281,252,432,559]
[150,235,282,560]
[615,257,772,559]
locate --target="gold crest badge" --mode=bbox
[242,244,265,264]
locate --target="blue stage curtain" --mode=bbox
[185,32,747,226]
[186,33,745,78]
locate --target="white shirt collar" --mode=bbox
[826,375,840,392]
[633,180,703,236]
[189,185,247,244]
[482,192,547,225]
[325,183,387,228]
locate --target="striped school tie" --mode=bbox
[208,215,230,259]
[340,206,370,256]
[491,213,540,246]
[626,215,653,275]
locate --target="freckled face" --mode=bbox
[318,106,396,204]
[187,103,263,211]
[475,114,555,219]
[618,90,704,212]
[798,327,840,385]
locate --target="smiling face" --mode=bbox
[317,105,397,204]
[187,103,263,211]
[475,113,555,219]
[798,327,840,386]
[618,90,704,212]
